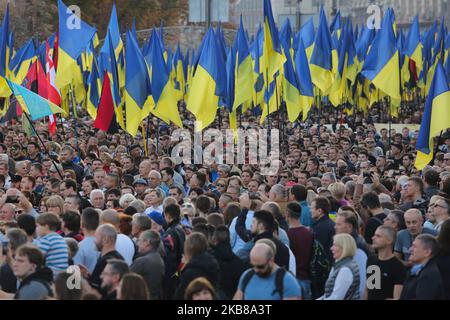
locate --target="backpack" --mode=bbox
[241,267,287,300]
[309,235,332,285]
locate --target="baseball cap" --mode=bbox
[133,178,148,186]
[147,210,166,226]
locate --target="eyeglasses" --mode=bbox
[217,184,225,188]
[280,175,289,179]
[15,210,23,215]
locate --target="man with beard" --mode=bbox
[233,241,301,300]
[60,146,84,184]
[89,224,125,291]
[99,259,129,300]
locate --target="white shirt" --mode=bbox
[73,235,100,274]
[116,234,136,266]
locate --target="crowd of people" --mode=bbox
[0,105,449,300]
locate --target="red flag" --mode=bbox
[94,72,118,133]
[37,60,48,99]
[53,32,59,71]
[46,40,61,135]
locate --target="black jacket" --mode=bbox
[14,267,53,299]
[210,242,247,299]
[435,253,450,300]
[400,259,445,300]
[173,252,219,300]
[62,161,84,184]
[312,215,335,263]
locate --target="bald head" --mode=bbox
[250,242,275,263]
[96,223,117,243]
[100,209,120,227]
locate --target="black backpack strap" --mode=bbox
[241,269,255,300]
[273,267,286,300]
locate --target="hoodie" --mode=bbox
[211,242,247,299]
[173,252,219,300]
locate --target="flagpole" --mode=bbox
[23,112,64,180]
[431,131,444,166]
[146,116,150,156]
[265,68,271,146]
[317,91,321,139]
[388,96,392,150]
[68,83,80,154]
[156,118,160,155]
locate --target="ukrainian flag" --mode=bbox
[404,16,423,76]
[415,61,450,170]
[330,11,342,38]
[187,27,226,132]
[250,25,265,108]
[147,29,183,128]
[232,16,253,112]
[4,77,66,120]
[361,9,401,105]
[310,7,335,94]
[294,39,314,121]
[171,43,186,101]
[261,0,286,81]
[282,37,301,123]
[124,30,152,137]
[0,4,10,77]
[55,0,96,92]
[297,18,315,61]
[8,39,35,85]
[86,55,102,120]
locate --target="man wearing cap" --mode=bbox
[133,178,148,198]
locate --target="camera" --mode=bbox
[5,196,19,204]
[363,172,373,184]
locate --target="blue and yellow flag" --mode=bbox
[361,9,401,104]
[233,16,253,112]
[310,6,335,94]
[55,0,96,90]
[415,61,450,170]
[4,77,66,120]
[294,39,314,121]
[261,0,286,80]
[148,29,183,128]
[0,4,10,77]
[187,27,226,132]
[404,16,423,75]
[124,29,153,137]
[86,55,102,120]
[9,38,35,85]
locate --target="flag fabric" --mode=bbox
[94,71,118,134]
[404,16,423,76]
[415,61,450,169]
[147,29,183,128]
[124,29,153,137]
[0,4,10,77]
[294,39,314,121]
[55,0,96,90]
[310,7,335,94]
[232,16,253,112]
[45,41,60,135]
[8,38,35,85]
[4,78,65,121]
[106,33,125,130]
[86,55,102,120]
[261,0,286,80]
[187,27,226,132]
[361,10,401,104]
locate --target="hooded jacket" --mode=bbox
[211,242,247,299]
[173,252,219,300]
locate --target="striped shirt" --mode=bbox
[36,232,69,272]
